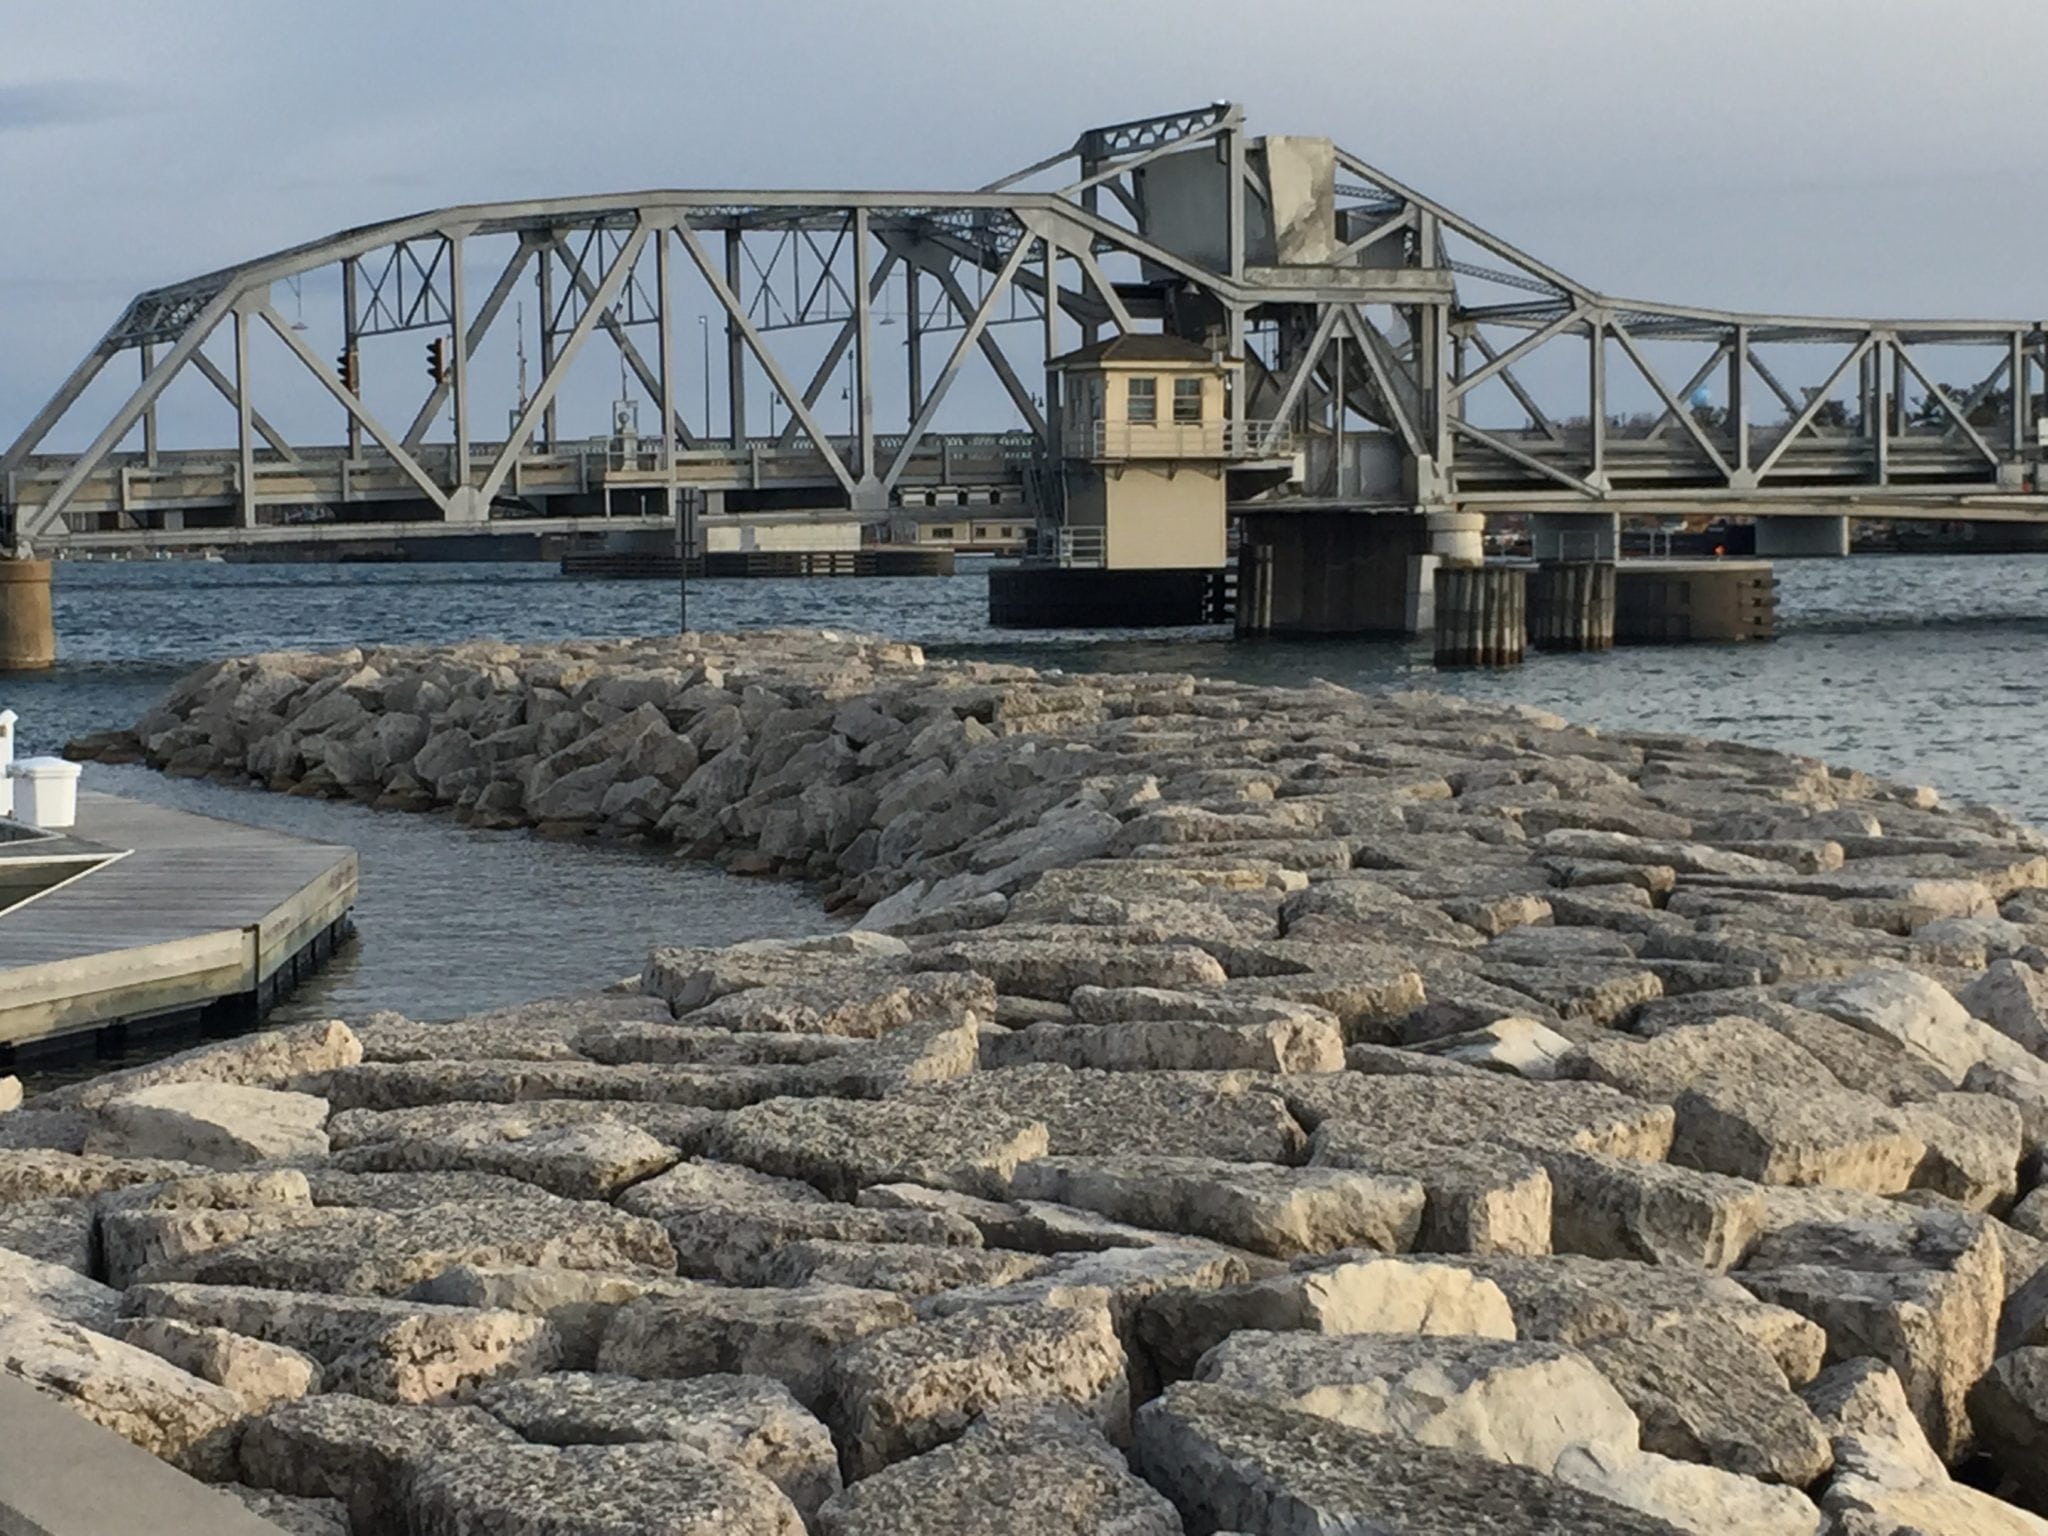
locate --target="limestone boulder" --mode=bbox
[55,1020,361,1113]
[1278,1070,1675,1162]
[406,1440,804,1536]
[334,1115,679,1201]
[907,1065,1307,1161]
[1550,1442,1824,1536]
[0,1196,94,1272]
[153,1197,674,1296]
[916,936,1228,1000]
[1513,1142,1765,1269]
[1968,1348,2048,1507]
[0,1243,119,1329]
[1009,1156,1424,1259]
[1309,1123,1554,1256]
[700,1096,1048,1201]
[1791,969,1982,1083]
[1134,1380,1685,1535]
[1957,958,2048,1056]
[219,1486,351,1536]
[1136,1254,1516,1384]
[595,1283,913,1410]
[410,1263,691,1370]
[476,1371,841,1516]
[1449,1253,1828,1386]
[1195,1330,1640,1472]
[983,1013,1343,1074]
[824,1297,1129,1477]
[1578,1315,1831,1485]
[87,1083,331,1170]
[117,1317,321,1412]
[619,1158,982,1285]
[0,1309,247,1479]
[1739,1208,2003,1460]
[814,1399,1181,1536]
[238,1394,524,1533]
[124,1280,562,1404]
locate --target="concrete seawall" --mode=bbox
[6,628,2047,1533]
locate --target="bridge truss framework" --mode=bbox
[7,102,2048,552]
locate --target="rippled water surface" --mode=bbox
[4,553,2044,1029]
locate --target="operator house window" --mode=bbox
[1174,377,1203,423]
[1127,376,1158,423]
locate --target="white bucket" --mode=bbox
[10,757,80,831]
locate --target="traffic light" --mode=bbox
[336,348,359,394]
[426,337,449,384]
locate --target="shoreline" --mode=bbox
[4,628,2048,1531]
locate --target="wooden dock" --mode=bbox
[0,792,356,1052]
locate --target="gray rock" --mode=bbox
[116,1316,322,1412]
[1136,1255,1516,1384]
[1739,1208,2003,1461]
[0,1243,119,1329]
[1194,1330,1639,1472]
[1549,1442,1825,1536]
[825,1298,1130,1477]
[86,1082,331,1169]
[406,1440,805,1536]
[0,1196,93,1272]
[1308,1123,1555,1257]
[701,1096,1048,1201]
[618,1158,983,1285]
[238,1394,521,1532]
[1967,1347,2048,1506]
[595,1283,913,1410]
[1578,1315,1831,1485]
[124,1279,563,1404]
[814,1399,1181,1536]
[151,1197,674,1295]
[0,1309,247,1479]
[1010,1156,1425,1259]
[1135,1380,1685,1534]
[476,1371,841,1516]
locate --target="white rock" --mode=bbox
[1791,970,1980,1083]
[1552,1442,1824,1536]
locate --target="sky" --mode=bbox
[4,0,2046,454]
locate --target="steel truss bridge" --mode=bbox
[8,102,2048,555]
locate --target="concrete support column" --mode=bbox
[1529,510,1618,563]
[1528,562,1617,652]
[0,559,56,671]
[1754,515,1850,557]
[1435,565,1525,666]
[1234,511,1427,636]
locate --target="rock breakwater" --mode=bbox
[7,629,2048,1531]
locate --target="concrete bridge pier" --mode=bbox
[1754,515,1850,557]
[1237,510,1462,637]
[1529,562,1617,651]
[0,560,56,671]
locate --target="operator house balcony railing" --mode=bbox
[1087,419,1296,461]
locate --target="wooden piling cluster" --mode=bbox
[1432,564,1525,667]
[1527,561,1617,652]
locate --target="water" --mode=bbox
[5,554,2046,1031]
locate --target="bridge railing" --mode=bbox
[1089,420,1295,460]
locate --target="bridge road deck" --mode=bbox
[0,791,356,1051]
